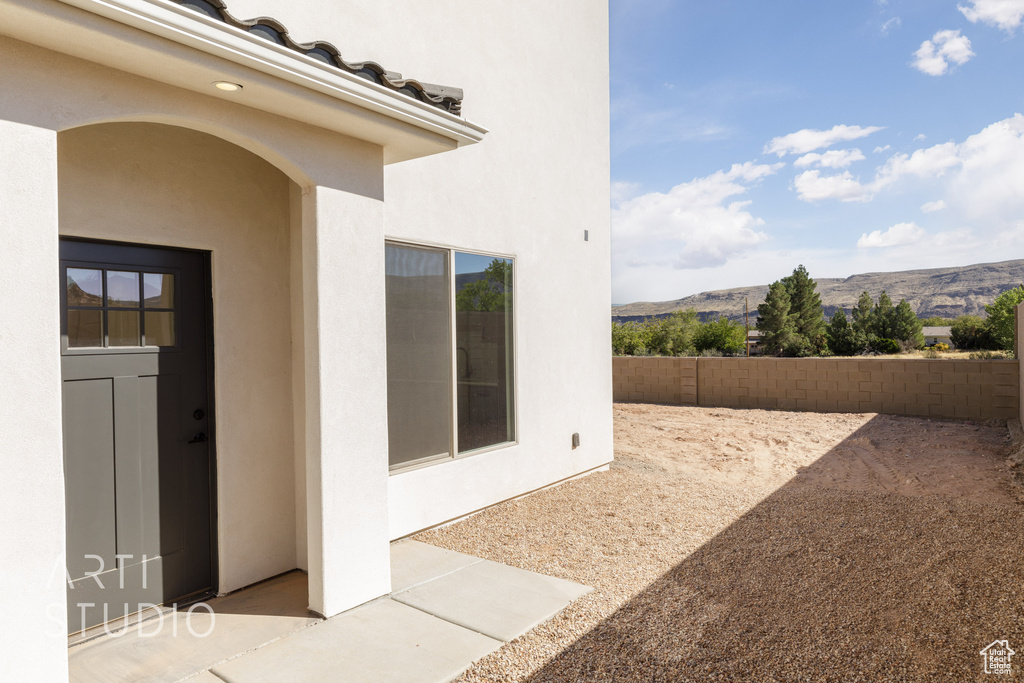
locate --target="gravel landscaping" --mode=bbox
[416,404,1024,682]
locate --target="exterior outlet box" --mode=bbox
[572,432,580,449]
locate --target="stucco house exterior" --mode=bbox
[922,326,953,347]
[0,0,612,677]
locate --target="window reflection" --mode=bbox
[385,244,452,467]
[455,253,514,453]
[144,273,174,308]
[107,271,140,307]
[67,269,103,307]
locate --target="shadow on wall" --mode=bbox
[526,415,1024,681]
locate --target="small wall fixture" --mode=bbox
[212,81,243,92]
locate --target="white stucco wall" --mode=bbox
[0,120,69,681]
[227,0,614,536]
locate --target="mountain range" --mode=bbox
[612,259,1024,324]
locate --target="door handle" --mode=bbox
[187,432,208,444]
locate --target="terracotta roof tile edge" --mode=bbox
[175,0,463,115]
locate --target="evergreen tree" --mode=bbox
[782,265,826,352]
[870,290,896,340]
[757,281,798,356]
[826,308,860,356]
[892,299,924,349]
[850,291,873,351]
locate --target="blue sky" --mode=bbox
[610,0,1024,304]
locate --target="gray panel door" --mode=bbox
[60,239,214,634]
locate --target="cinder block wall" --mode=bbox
[612,357,697,405]
[613,356,1020,420]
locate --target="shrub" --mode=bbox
[969,350,1011,360]
[931,342,950,352]
[694,316,745,355]
[871,338,900,354]
[950,315,995,350]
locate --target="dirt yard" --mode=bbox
[417,404,1024,682]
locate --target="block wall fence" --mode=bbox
[612,356,1020,421]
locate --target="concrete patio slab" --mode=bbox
[391,559,593,642]
[68,572,319,683]
[67,542,592,682]
[390,539,482,593]
[210,598,502,683]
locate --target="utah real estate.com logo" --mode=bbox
[981,640,1015,675]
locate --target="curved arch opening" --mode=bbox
[58,121,308,615]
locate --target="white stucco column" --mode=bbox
[0,122,68,678]
[302,184,391,617]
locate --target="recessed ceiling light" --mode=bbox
[212,81,242,92]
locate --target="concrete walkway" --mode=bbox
[68,540,591,683]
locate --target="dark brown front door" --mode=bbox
[60,238,215,634]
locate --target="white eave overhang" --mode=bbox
[0,0,487,163]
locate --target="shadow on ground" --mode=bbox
[526,416,1023,682]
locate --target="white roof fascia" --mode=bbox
[18,0,488,159]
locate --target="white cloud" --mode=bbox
[882,17,902,34]
[794,170,874,202]
[764,125,884,157]
[791,114,1024,222]
[913,30,975,76]
[959,0,1024,32]
[611,181,642,205]
[794,148,866,169]
[857,222,927,248]
[921,200,947,212]
[873,145,892,153]
[876,142,962,183]
[612,161,782,275]
[914,133,927,141]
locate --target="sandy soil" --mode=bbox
[417,404,1024,682]
[614,404,1018,505]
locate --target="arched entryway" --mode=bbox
[58,122,304,633]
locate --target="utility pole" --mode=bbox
[745,297,750,357]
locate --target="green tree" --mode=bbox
[757,281,799,356]
[851,291,874,344]
[892,299,925,349]
[984,285,1024,351]
[870,290,895,340]
[826,308,860,356]
[949,315,992,350]
[663,309,700,356]
[694,316,746,355]
[456,259,511,312]
[782,265,826,353]
[612,321,649,356]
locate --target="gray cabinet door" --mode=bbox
[60,239,215,634]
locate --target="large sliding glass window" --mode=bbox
[385,242,515,470]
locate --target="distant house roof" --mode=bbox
[176,0,463,115]
[922,326,952,337]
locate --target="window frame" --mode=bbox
[385,238,519,474]
[61,260,183,356]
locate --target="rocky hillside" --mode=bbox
[612,259,1024,324]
